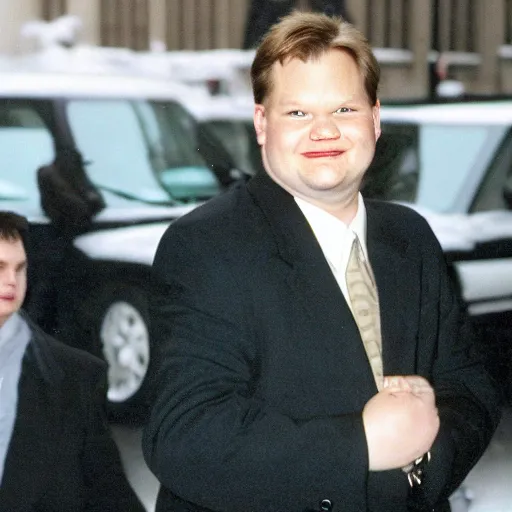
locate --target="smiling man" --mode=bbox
[253,44,380,223]
[144,11,501,512]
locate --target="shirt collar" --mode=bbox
[295,193,368,268]
[0,313,23,352]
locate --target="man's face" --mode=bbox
[0,237,27,327]
[254,49,380,212]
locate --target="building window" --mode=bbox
[165,0,247,50]
[100,0,149,50]
[506,0,512,44]
[366,0,410,49]
[41,0,67,21]
[432,0,476,52]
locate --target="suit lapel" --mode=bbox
[0,337,64,508]
[247,172,354,328]
[247,174,379,401]
[366,202,419,376]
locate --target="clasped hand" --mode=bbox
[362,375,440,471]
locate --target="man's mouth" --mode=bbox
[0,295,15,301]
[301,150,344,158]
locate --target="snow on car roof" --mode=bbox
[380,101,512,125]
[133,49,255,97]
[0,68,207,101]
[186,95,254,122]
[136,49,255,80]
[0,44,255,99]
[177,97,512,126]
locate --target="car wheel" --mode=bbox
[88,283,152,422]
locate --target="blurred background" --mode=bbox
[3,0,512,99]
[1,1,512,512]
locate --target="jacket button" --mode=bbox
[320,499,333,511]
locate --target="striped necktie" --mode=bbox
[345,236,383,390]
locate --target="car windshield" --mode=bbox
[67,99,222,205]
[363,122,503,213]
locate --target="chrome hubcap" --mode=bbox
[100,301,149,403]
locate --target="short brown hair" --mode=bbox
[0,211,29,248]
[251,11,380,105]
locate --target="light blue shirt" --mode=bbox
[0,313,31,485]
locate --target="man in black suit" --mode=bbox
[243,0,351,49]
[144,11,501,512]
[0,211,145,511]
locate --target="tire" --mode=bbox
[82,282,152,423]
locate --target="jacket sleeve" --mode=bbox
[143,227,371,512]
[414,220,502,508]
[80,359,147,512]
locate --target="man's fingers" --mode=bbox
[383,376,411,391]
[403,376,434,394]
[384,375,435,395]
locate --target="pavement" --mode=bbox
[112,425,159,511]
[460,406,512,512]
[112,406,512,512]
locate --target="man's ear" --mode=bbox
[254,104,266,146]
[373,99,381,141]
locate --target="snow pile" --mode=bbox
[10,15,255,98]
[21,15,83,49]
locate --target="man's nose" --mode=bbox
[310,118,341,141]
[5,269,17,286]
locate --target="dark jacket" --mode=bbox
[144,172,501,512]
[0,313,146,512]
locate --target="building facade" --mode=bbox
[2,0,512,100]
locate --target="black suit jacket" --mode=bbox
[144,172,501,512]
[0,315,146,512]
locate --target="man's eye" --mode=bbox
[289,110,306,117]
[335,107,353,114]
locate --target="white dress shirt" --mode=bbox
[295,193,369,312]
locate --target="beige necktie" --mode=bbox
[345,236,383,390]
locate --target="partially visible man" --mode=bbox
[144,12,501,512]
[243,0,351,49]
[0,211,146,512]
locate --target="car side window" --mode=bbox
[0,101,54,205]
[417,124,490,212]
[150,101,208,168]
[204,120,253,174]
[362,123,419,203]
[471,128,512,212]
